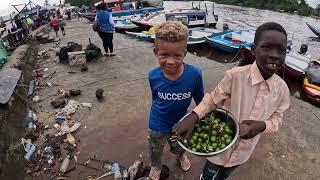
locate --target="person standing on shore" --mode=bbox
[95,3,116,56]
[50,15,59,36]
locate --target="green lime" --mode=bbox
[215,147,221,151]
[208,145,214,152]
[189,139,195,145]
[212,143,218,149]
[196,127,202,133]
[214,118,220,124]
[211,130,217,136]
[210,136,217,142]
[196,144,201,151]
[221,137,225,142]
[220,143,226,149]
[191,147,197,152]
[203,134,208,139]
[198,138,203,143]
[204,125,210,131]
[223,134,229,139]
[194,132,199,137]
[220,122,226,127]
[225,138,232,144]
[192,135,198,141]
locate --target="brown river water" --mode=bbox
[164,1,320,61]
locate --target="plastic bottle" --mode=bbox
[21,138,36,161]
[60,155,71,173]
[112,162,122,180]
[25,110,34,129]
[122,169,129,180]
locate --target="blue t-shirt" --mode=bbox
[148,63,204,133]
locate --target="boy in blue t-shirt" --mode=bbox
[148,21,204,180]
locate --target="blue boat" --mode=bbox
[205,30,255,53]
[80,0,164,21]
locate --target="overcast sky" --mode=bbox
[0,0,318,16]
[0,0,63,16]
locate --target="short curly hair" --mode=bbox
[155,21,188,46]
[254,22,287,45]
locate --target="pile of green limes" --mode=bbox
[185,114,234,153]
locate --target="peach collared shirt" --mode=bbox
[193,62,290,167]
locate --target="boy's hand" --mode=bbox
[239,120,266,139]
[172,111,199,140]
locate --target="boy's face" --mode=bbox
[253,30,287,79]
[154,39,187,75]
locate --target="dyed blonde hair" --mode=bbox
[155,21,188,46]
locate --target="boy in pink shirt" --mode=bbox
[173,22,290,179]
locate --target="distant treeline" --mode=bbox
[211,0,320,17]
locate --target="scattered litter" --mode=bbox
[81,64,88,72]
[60,155,71,173]
[46,81,53,87]
[59,121,82,136]
[139,154,143,158]
[96,88,104,100]
[53,123,61,129]
[80,102,93,109]
[69,89,81,96]
[84,126,87,129]
[66,133,76,147]
[57,100,79,116]
[32,96,40,102]
[55,114,66,121]
[44,125,49,129]
[51,99,66,109]
[21,138,36,161]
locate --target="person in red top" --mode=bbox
[50,15,59,36]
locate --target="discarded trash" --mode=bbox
[44,125,49,129]
[54,123,61,129]
[81,64,88,72]
[28,80,35,96]
[55,114,66,121]
[70,89,81,96]
[94,171,113,180]
[59,121,82,135]
[60,155,71,173]
[26,110,34,129]
[112,162,122,180]
[46,81,53,87]
[96,88,104,100]
[21,138,36,161]
[66,133,76,147]
[123,169,129,180]
[51,99,66,109]
[128,160,143,180]
[32,96,40,102]
[58,100,79,116]
[80,102,92,108]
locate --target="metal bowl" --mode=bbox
[177,108,239,157]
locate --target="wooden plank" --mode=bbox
[68,51,85,56]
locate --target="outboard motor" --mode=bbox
[223,23,229,31]
[299,44,308,54]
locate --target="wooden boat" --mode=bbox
[80,0,164,21]
[131,5,218,31]
[206,30,255,53]
[306,22,320,37]
[302,61,320,103]
[114,17,142,33]
[125,27,229,46]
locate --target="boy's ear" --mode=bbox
[153,47,158,56]
[251,45,256,57]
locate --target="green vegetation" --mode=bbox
[211,0,320,17]
[6,141,23,160]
